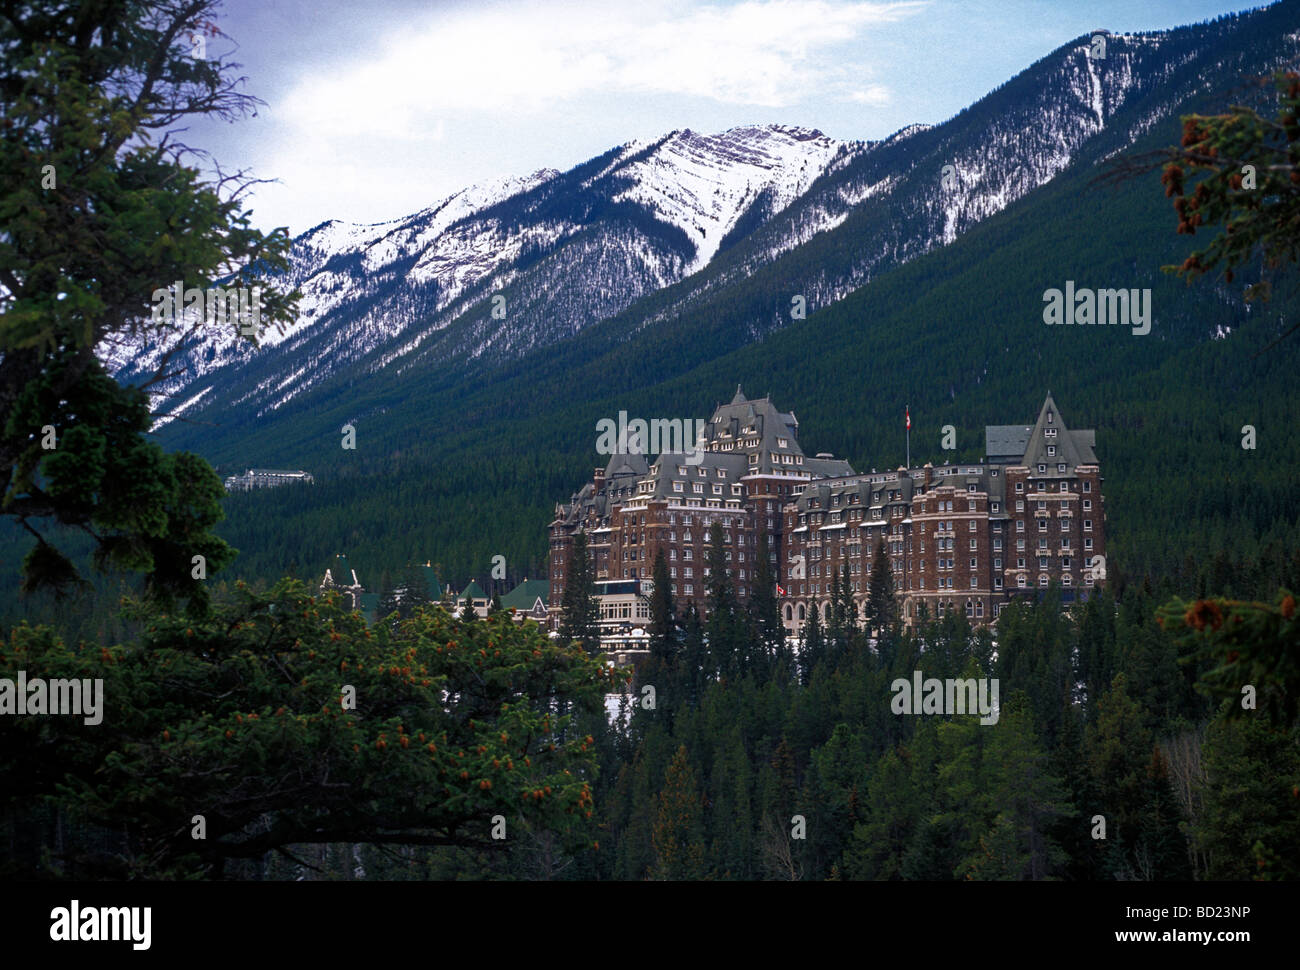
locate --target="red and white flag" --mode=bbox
[776,584,786,596]
[906,406,911,430]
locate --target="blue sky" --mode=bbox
[189,0,1266,235]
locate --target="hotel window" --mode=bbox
[994,557,1002,569]
[712,484,723,495]
[1039,556,1048,569]
[693,483,704,493]
[684,550,693,560]
[1083,481,1092,493]
[1039,519,1047,532]
[671,584,678,596]
[1037,482,1046,492]
[970,558,977,569]
[1018,575,1027,587]
[1017,520,1025,532]
[1016,500,1024,512]
[994,577,1004,590]
[1017,539,1025,551]
[673,481,683,492]
[969,520,977,531]
[1017,557,1026,568]
[1039,574,1049,587]
[670,567,677,578]
[1015,482,1024,493]
[684,567,693,578]
[1084,519,1093,531]
[1084,538,1093,550]
[992,502,1000,512]
[1062,557,1072,569]
[684,584,693,595]
[1047,446,1056,457]
[1083,499,1091,511]
[1038,464,1046,473]
[970,539,978,550]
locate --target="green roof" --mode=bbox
[460,580,486,601]
[501,579,549,611]
[359,592,380,620]
[420,565,443,600]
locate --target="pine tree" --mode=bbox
[460,593,477,623]
[680,603,707,709]
[398,561,431,619]
[705,521,739,680]
[866,539,898,638]
[750,531,784,672]
[800,601,825,685]
[558,530,600,655]
[647,549,677,663]
[377,568,400,622]
[652,745,708,879]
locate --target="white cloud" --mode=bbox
[280,0,924,129]
[253,0,927,231]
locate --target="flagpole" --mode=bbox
[906,404,910,470]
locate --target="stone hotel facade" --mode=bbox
[548,389,1105,632]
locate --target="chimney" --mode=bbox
[594,467,605,491]
[923,462,933,490]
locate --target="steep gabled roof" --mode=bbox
[502,579,550,611]
[459,580,486,602]
[1021,392,1097,472]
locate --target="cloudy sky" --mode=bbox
[189,0,1260,235]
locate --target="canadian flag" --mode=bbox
[776,584,786,596]
[906,405,911,430]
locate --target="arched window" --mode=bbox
[784,604,793,622]
[797,603,806,621]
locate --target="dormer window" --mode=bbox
[778,438,789,449]
[1047,411,1054,423]
[1047,445,1056,457]
[1038,464,1046,473]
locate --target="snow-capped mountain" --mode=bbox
[115,124,862,422]
[120,5,1300,435]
